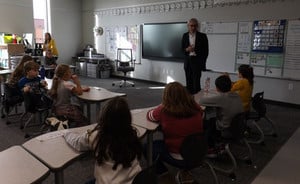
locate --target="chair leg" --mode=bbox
[175,171,181,184]
[203,160,220,184]
[211,143,237,181]
[241,139,257,168]
[23,110,51,138]
[263,116,278,137]
[112,79,135,87]
[123,80,135,87]
[246,120,265,145]
[1,103,24,125]
[175,170,195,184]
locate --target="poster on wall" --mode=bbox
[237,22,252,53]
[283,19,300,79]
[105,25,139,62]
[252,19,286,53]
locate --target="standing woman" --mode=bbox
[182,18,209,95]
[43,32,59,58]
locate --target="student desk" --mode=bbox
[252,127,300,184]
[22,123,146,184]
[194,89,218,104]
[0,145,50,184]
[43,79,126,122]
[77,87,126,122]
[43,65,76,74]
[194,89,218,119]
[0,69,13,75]
[131,107,160,166]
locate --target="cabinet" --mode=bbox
[0,44,24,69]
[76,57,110,78]
[0,45,9,69]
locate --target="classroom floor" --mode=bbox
[0,76,299,184]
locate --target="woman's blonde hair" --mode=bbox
[48,64,70,98]
[162,81,200,117]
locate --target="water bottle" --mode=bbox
[39,65,46,79]
[204,77,210,92]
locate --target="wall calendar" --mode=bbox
[252,20,286,53]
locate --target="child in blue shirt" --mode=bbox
[18,61,48,113]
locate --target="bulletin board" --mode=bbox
[283,19,300,80]
[201,19,300,80]
[104,25,140,63]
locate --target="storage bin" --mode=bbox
[100,70,110,78]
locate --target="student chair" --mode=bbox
[132,163,158,184]
[112,48,135,87]
[21,90,53,138]
[245,92,278,144]
[1,82,24,124]
[209,113,254,181]
[164,133,219,184]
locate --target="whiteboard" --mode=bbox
[206,34,237,73]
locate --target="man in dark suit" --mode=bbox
[182,18,209,95]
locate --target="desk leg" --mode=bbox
[96,103,101,115]
[87,104,91,123]
[55,171,64,184]
[147,131,153,167]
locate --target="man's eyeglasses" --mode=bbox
[189,24,197,27]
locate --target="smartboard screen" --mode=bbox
[142,22,187,61]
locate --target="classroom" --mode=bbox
[0,0,300,184]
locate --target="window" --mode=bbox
[32,0,51,43]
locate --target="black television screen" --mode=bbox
[142,22,187,61]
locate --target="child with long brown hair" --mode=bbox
[64,97,143,184]
[147,81,204,173]
[48,64,89,127]
[8,55,33,87]
[231,64,254,112]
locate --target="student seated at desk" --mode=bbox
[147,81,204,174]
[64,97,143,184]
[18,61,49,113]
[8,55,34,88]
[199,75,243,157]
[229,64,254,112]
[48,64,90,127]
[3,55,33,112]
[44,50,57,79]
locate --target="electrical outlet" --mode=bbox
[288,83,293,90]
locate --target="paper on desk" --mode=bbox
[131,107,155,114]
[36,129,69,142]
[131,109,144,114]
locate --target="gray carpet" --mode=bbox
[0,76,299,184]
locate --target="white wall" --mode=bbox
[0,0,34,35]
[0,0,82,65]
[50,0,82,64]
[81,0,300,105]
